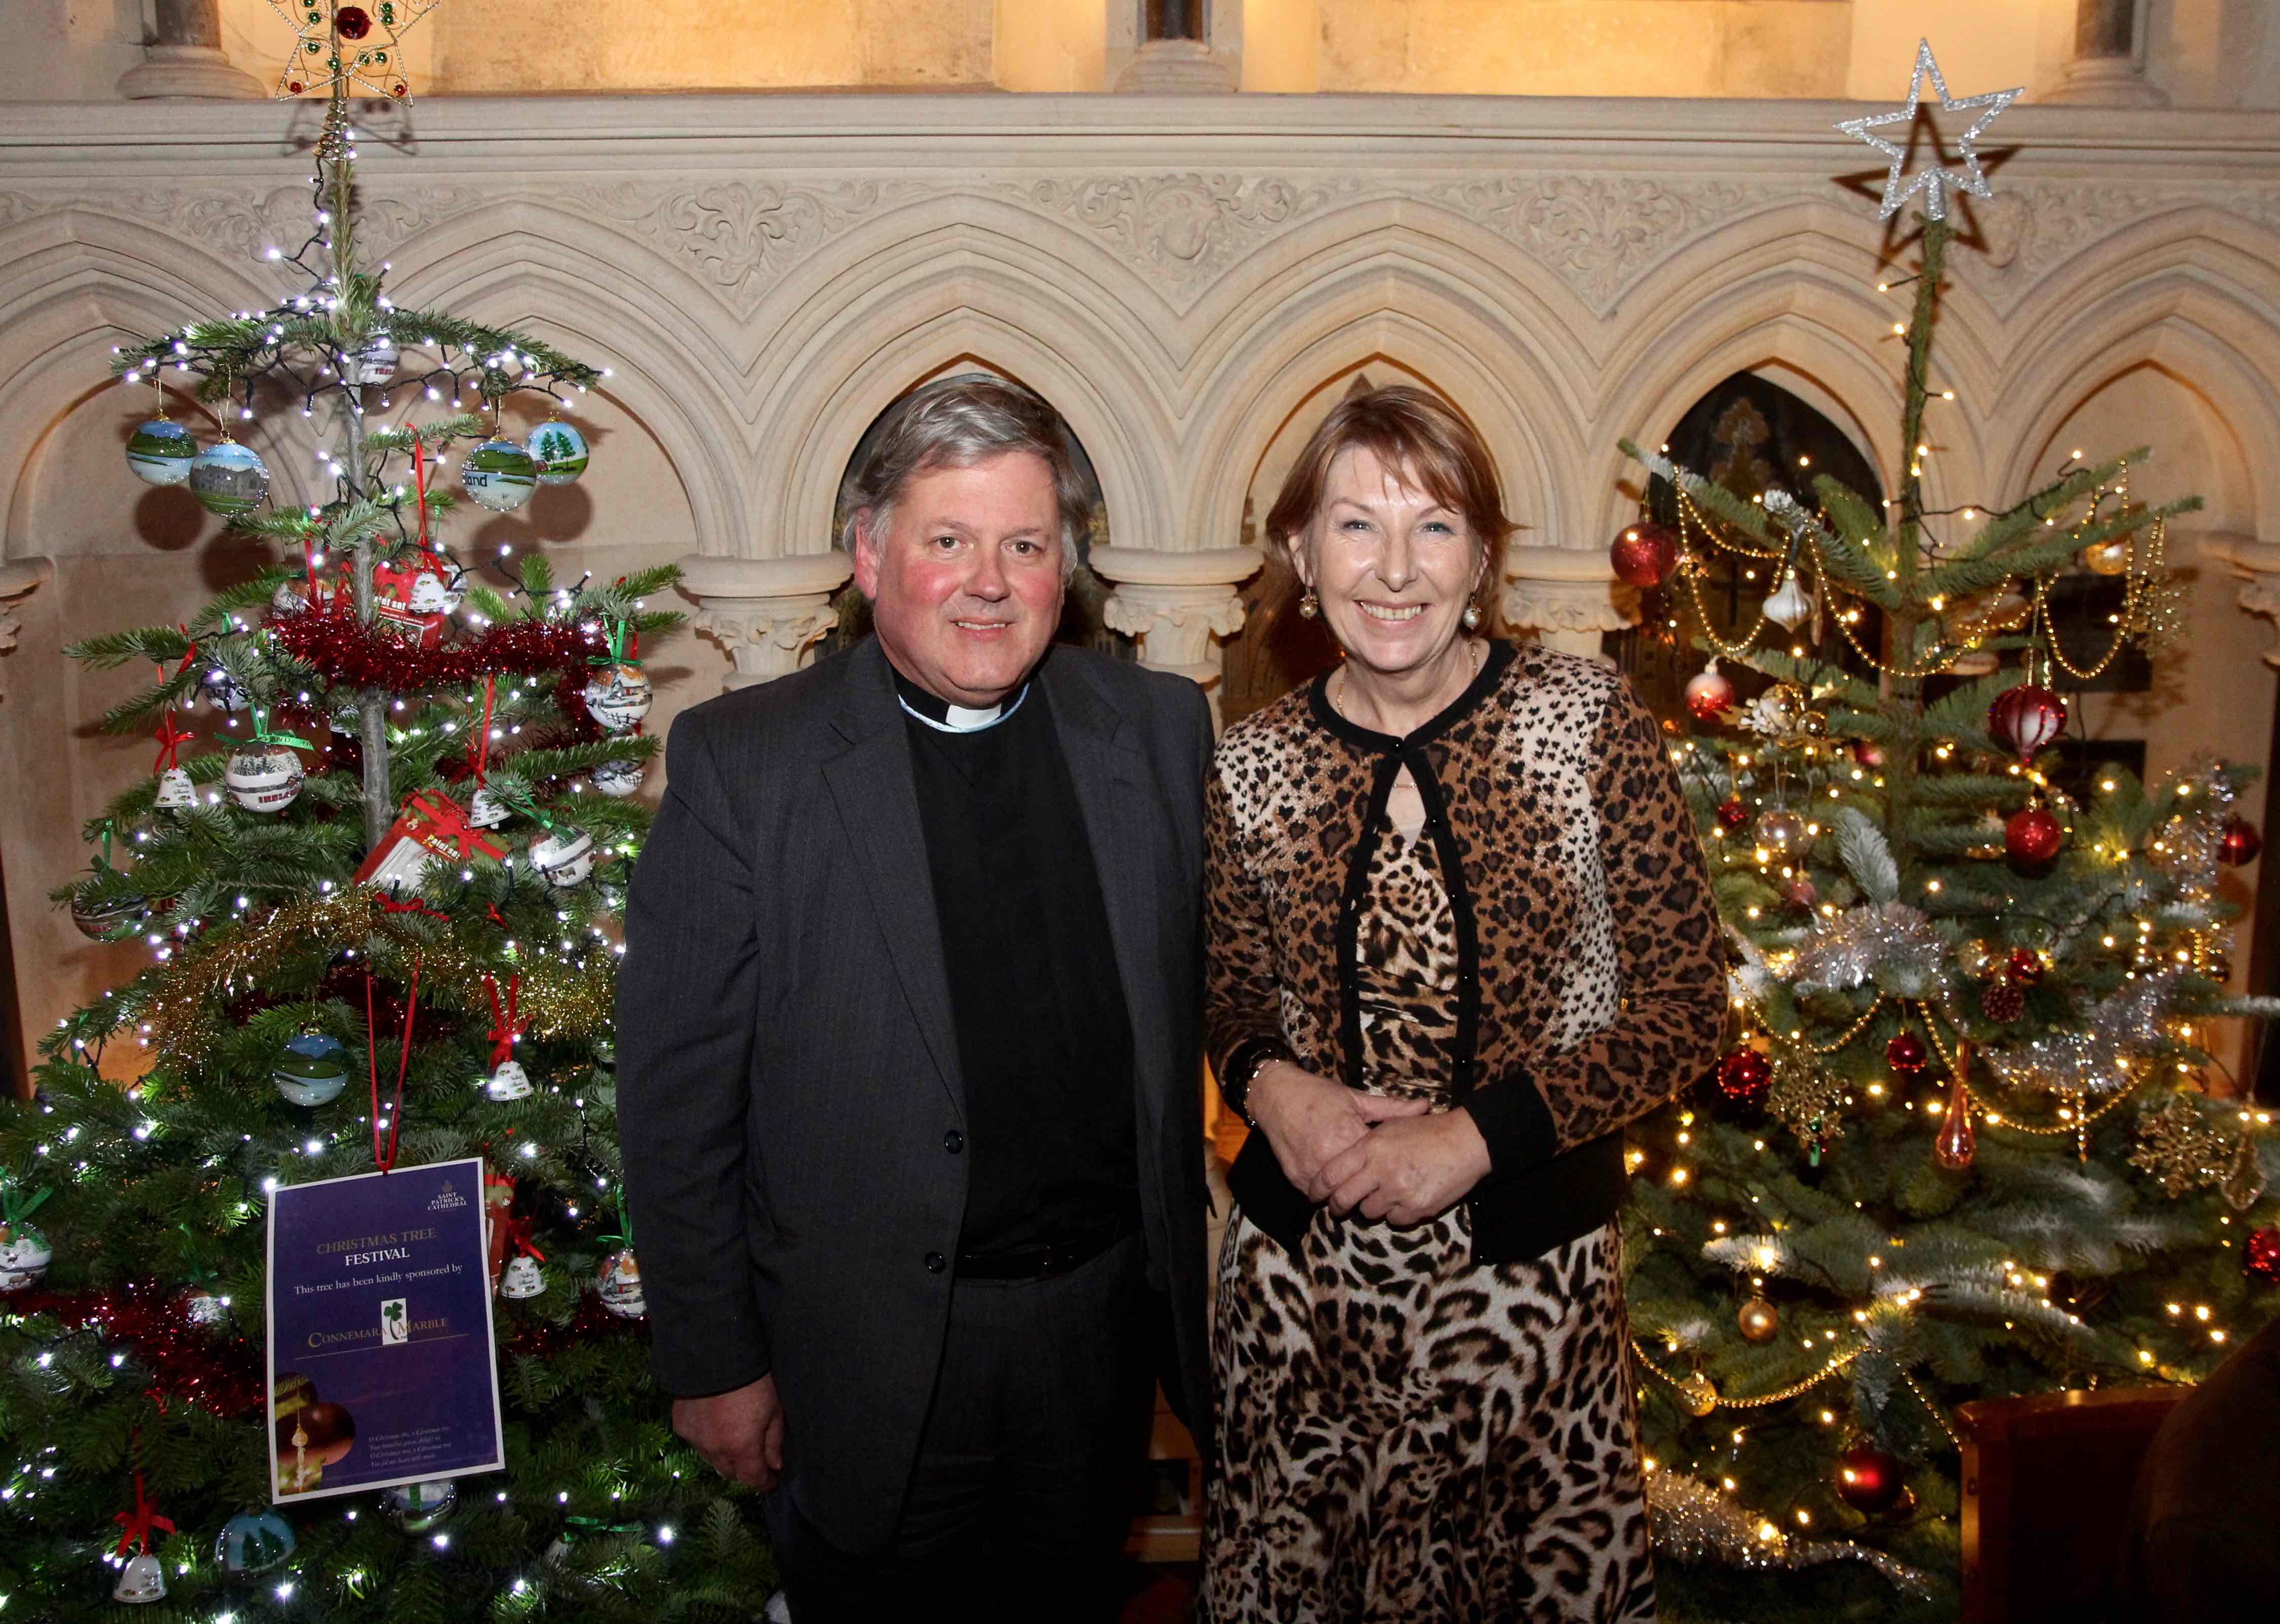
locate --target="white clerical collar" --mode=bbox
[893,670,1030,734]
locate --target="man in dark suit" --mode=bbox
[618,376,1213,1620]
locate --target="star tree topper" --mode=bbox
[267,1,444,101]
[1836,39,2021,222]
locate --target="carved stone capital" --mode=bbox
[1501,545,1638,663]
[117,45,266,102]
[678,552,854,691]
[0,557,52,701]
[1112,40,1236,95]
[2204,533,2280,668]
[1090,545,1264,719]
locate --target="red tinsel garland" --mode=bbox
[268,603,609,690]
[10,1281,265,1418]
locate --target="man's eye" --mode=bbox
[931,535,960,549]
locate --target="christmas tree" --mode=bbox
[0,19,776,1616]
[1612,44,2280,1621]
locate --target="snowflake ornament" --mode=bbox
[1836,40,2021,222]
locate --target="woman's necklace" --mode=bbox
[1332,636,1485,735]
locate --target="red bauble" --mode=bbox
[1886,1031,1927,1074]
[2219,816,2262,868]
[334,7,373,41]
[1981,980,2026,1023]
[276,1398,357,1466]
[2007,948,2045,986]
[1716,797,1750,832]
[1780,876,1818,909]
[2246,1228,2280,1283]
[1610,521,1681,589]
[2005,806,2064,866]
[1987,683,2068,761]
[1853,740,1887,770]
[1716,1047,1772,1111]
[1835,1444,1907,1514]
[1685,664,1736,723]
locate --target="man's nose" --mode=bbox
[966,544,1010,598]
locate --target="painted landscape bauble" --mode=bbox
[2005,805,2065,866]
[0,1221,52,1291]
[582,662,653,732]
[1683,662,1735,723]
[224,744,305,813]
[1609,520,1678,589]
[71,886,147,940]
[526,419,590,484]
[596,1248,646,1317]
[273,1033,350,1108]
[460,438,538,512]
[485,1059,533,1102]
[531,828,596,889]
[154,765,197,810]
[500,1254,545,1298]
[215,1510,296,1574]
[126,417,196,485]
[187,439,270,517]
[590,757,644,798]
[342,332,397,385]
[383,1479,457,1532]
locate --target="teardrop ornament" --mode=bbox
[1935,1042,1976,1170]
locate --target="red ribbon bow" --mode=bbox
[502,1210,546,1264]
[151,634,199,773]
[486,971,520,1068]
[112,1471,175,1557]
[467,673,498,785]
[404,789,501,865]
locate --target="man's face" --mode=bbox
[853,452,1066,708]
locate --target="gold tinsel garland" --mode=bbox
[1646,1466,1934,1597]
[136,889,613,1064]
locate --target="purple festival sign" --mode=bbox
[266,1156,506,1503]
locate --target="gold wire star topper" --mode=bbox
[267,1,444,101]
[1836,39,2021,222]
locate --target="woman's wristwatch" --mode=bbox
[1218,1036,1294,1129]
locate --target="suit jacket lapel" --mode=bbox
[821,641,965,1119]
[1047,657,1167,1140]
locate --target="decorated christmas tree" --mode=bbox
[0,14,775,1616]
[1612,44,2280,1620]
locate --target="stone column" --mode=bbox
[1111,0,1237,93]
[1090,544,1262,725]
[678,553,853,691]
[118,0,265,101]
[0,557,49,701]
[2045,0,2167,107]
[2208,535,2280,668]
[1500,545,1636,664]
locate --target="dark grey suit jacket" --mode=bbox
[617,636,1213,1550]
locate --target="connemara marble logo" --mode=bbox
[380,1297,407,1346]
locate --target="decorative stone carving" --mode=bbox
[2206,535,2280,669]
[1112,41,1235,95]
[0,558,51,701]
[1018,175,1356,310]
[679,553,854,690]
[1501,546,1637,664]
[1091,544,1264,722]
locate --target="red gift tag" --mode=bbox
[354,790,507,895]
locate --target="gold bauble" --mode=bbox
[1737,1295,1781,1344]
[1801,710,1828,738]
[1677,1371,1718,1417]
[1957,938,1999,979]
[2082,538,2131,577]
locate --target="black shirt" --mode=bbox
[895,658,1140,1254]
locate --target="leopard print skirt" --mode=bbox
[1203,1208,1654,1622]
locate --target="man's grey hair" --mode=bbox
[838,375,1092,579]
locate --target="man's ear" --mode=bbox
[850,509,881,599]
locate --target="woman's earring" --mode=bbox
[1461,603,1483,631]
[1298,590,1319,620]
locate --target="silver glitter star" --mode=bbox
[1836,39,2021,221]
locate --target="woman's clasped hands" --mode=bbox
[1248,1061,1494,1228]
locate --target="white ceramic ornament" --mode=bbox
[113,1553,168,1604]
[460,438,538,512]
[188,439,269,517]
[531,829,595,889]
[224,745,305,814]
[590,758,644,798]
[526,420,589,484]
[485,1059,534,1102]
[499,1254,545,1298]
[343,333,398,386]
[595,1247,646,1317]
[582,663,653,732]
[154,766,197,810]
[404,568,460,614]
[126,418,197,486]
[0,1223,52,1291]
[468,787,510,828]
[1763,573,1812,631]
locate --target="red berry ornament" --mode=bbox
[1716,797,1750,832]
[1716,1048,1772,1111]
[1610,521,1681,589]
[2007,947,2045,986]
[1835,1444,1907,1514]
[2220,816,2262,868]
[1685,662,1736,724]
[335,7,373,40]
[2247,1228,2280,1283]
[1988,683,2068,761]
[1886,1032,1927,1074]
[1981,980,2026,1023]
[2006,806,2064,866]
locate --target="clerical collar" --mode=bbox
[892,665,1030,734]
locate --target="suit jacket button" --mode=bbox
[924,1251,947,1274]
[943,1129,965,1154]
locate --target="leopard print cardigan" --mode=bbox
[1205,638,1724,1262]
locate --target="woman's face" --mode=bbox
[1290,445,1486,683]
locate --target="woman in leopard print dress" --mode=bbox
[1203,388,1723,1622]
